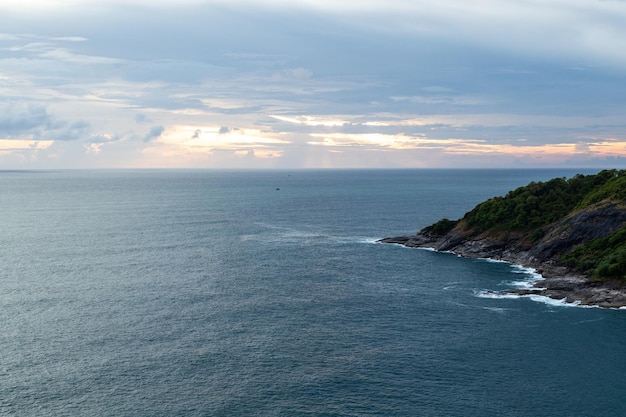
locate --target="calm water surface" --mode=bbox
[1,169,624,416]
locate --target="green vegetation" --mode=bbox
[562,228,626,280]
[577,171,626,208]
[422,218,458,236]
[430,169,626,282]
[464,170,625,233]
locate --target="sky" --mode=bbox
[1,0,626,169]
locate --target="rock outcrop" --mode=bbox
[379,201,626,308]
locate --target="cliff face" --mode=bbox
[530,202,626,261]
[379,170,626,308]
[381,202,626,276]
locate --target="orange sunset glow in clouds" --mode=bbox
[1,0,626,169]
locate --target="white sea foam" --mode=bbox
[526,295,620,310]
[476,290,521,300]
[382,242,437,251]
[477,290,598,309]
[480,257,509,264]
[390,244,616,310]
[501,264,545,290]
[361,238,381,244]
[510,264,543,279]
[527,295,582,308]
[418,247,437,252]
[508,278,546,291]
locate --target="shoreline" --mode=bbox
[379,235,626,309]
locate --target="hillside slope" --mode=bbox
[380,170,626,307]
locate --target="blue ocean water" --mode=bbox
[1,169,625,417]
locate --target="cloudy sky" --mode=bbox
[1,0,626,169]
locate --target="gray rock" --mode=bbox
[379,202,626,308]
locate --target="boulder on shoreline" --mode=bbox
[379,234,626,308]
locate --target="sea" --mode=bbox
[1,169,625,417]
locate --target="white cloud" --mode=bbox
[158,125,290,151]
[0,139,54,150]
[270,115,349,127]
[0,0,625,168]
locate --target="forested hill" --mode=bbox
[419,169,626,281]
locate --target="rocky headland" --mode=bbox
[379,170,626,308]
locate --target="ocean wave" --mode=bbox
[523,294,585,308]
[510,264,543,279]
[480,257,509,264]
[476,290,597,309]
[476,290,520,300]
[360,238,382,244]
[418,246,438,252]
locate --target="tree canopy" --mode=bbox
[464,170,625,233]
[429,170,626,281]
